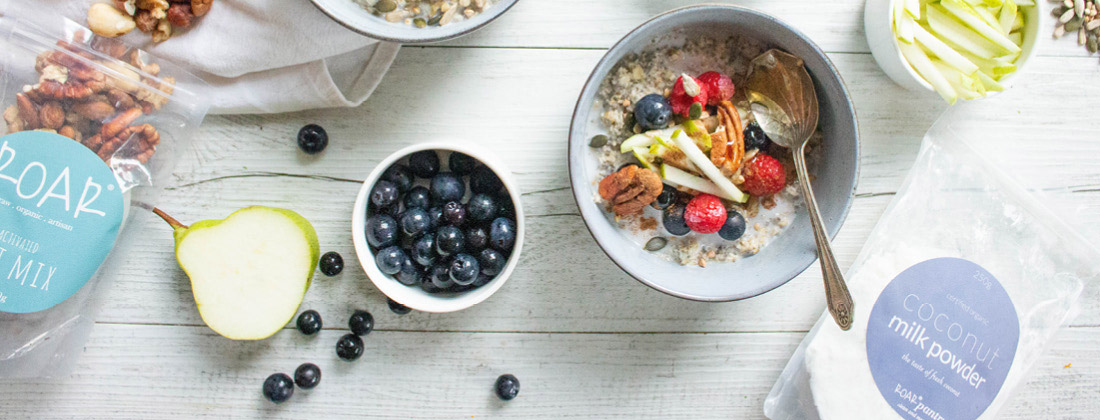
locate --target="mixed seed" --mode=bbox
[353,0,498,28]
[1050,0,1100,55]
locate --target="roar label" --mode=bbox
[0,141,107,219]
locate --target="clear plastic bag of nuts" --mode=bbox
[0,12,208,191]
[0,12,208,377]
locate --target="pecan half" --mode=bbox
[715,101,745,175]
[598,165,663,215]
[15,94,40,129]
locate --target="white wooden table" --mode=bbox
[3,1,1100,418]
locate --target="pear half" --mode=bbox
[154,206,319,340]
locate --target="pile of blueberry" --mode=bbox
[366,150,517,294]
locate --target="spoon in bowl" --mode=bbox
[744,49,853,331]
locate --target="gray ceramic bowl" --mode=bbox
[568,5,860,301]
[310,0,519,44]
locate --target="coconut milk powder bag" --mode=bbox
[764,115,1100,420]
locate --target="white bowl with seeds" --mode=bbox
[311,0,519,44]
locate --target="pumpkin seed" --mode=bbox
[644,237,668,251]
[414,18,427,28]
[1088,34,1098,52]
[688,102,702,119]
[1066,17,1084,32]
[375,0,397,13]
[589,134,609,148]
[427,14,442,25]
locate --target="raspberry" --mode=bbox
[741,154,787,196]
[669,75,708,117]
[683,194,727,234]
[697,71,735,106]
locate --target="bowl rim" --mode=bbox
[351,141,525,313]
[567,4,861,302]
[879,0,1042,92]
[309,0,521,44]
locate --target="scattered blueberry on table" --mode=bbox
[296,310,322,335]
[294,363,322,390]
[296,124,328,154]
[494,374,520,401]
[319,251,344,276]
[388,298,412,315]
[263,373,295,403]
[349,310,375,336]
[336,333,365,361]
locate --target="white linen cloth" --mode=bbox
[5,0,400,114]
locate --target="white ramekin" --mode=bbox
[351,141,524,313]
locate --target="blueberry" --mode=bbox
[489,217,517,252]
[412,235,437,267]
[497,195,516,219]
[465,225,489,251]
[479,248,506,277]
[400,208,431,236]
[718,210,747,241]
[409,150,440,178]
[633,94,673,131]
[376,246,407,275]
[348,310,374,336]
[381,164,413,192]
[370,180,400,209]
[442,201,467,226]
[293,363,321,390]
[470,166,503,194]
[263,373,295,403]
[404,186,431,210]
[336,333,364,361]
[651,184,678,210]
[429,262,454,289]
[472,273,493,287]
[371,202,400,218]
[388,298,412,315]
[449,253,480,286]
[296,310,322,335]
[430,172,465,204]
[662,204,691,236]
[319,251,343,276]
[426,206,444,230]
[743,121,771,151]
[435,226,465,256]
[494,374,520,401]
[366,215,398,248]
[466,193,497,222]
[297,124,328,154]
[395,256,421,286]
[448,152,477,176]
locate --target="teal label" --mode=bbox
[0,131,123,313]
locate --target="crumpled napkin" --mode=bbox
[12,0,400,114]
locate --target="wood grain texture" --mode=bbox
[0,324,1096,419]
[4,1,1100,418]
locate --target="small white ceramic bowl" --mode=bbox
[865,0,1041,93]
[352,141,524,313]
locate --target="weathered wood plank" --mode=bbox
[0,325,1095,419]
[437,0,1089,59]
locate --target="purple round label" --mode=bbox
[866,258,1018,420]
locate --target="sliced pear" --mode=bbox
[660,164,739,201]
[632,147,657,170]
[938,0,1020,53]
[619,133,655,153]
[899,42,958,104]
[670,130,748,203]
[681,120,712,154]
[154,206,319,340]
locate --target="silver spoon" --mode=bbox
[744,49,853,331]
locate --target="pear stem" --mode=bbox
[152,207,188,230]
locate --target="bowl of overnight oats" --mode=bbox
[568,5,859,301]
[310,0,519,43]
